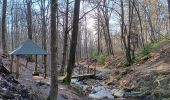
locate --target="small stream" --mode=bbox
[71,67,142,100]
[71,78,115,99]
[71,67,125,100]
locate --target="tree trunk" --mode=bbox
[48,0,58,99]
[40,0,47,78]
[60,0,69,76]
[26,0,32,40]
[84,15,88,59]
[97,7,101,54]
[120,0,132,64]
[1,0,7,54]
[65,0,81,84]
[168,0,170,34]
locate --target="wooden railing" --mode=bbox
[72,65,96,78]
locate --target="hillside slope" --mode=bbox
[107,40,170,99]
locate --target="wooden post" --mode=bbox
[10,55,13,73]
[44,55,47,79]
[83,67,85,75]
[94,65,96,75]
[35,55,38,72]
[87,65,89,74]
[33,55,39,76]
[25,55,29,68]
[16,56,19,79]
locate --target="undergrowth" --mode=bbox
[135,38,166,62]
[90,49,106,64]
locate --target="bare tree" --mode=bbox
[60,0,69,76]
[1,0,7,53]
[26,0,32,39]
[65,0,81,84]
[99,0,114,55]
[40,0,47,78]
[48,0,58,99]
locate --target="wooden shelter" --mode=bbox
[9,39,48,79]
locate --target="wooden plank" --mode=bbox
[72,74,95,79]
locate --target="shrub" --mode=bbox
[90,49,106,64]
[141,42,154,56]
[90,49,99,59]
[96,54,105,64]
[136,39,166,62]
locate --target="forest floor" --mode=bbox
[0,50,84,100]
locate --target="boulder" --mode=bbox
[107,80,116,86]
[60,94,69,99]
[124,91,153,100]
[95,73,109,80]
[89,89,114,99]
[111,89,124,98]
[84,86,93,93]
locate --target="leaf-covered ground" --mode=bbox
[0,50,83,100]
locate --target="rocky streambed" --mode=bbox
[71,67,125,100]
[71,67,155,100]
[71,78,127,100]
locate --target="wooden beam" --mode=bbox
[94,65,96,75]
[72,74,95,79]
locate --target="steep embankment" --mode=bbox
[106,40,170,99]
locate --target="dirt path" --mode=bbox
[16,61,83,100]
[0,50,83,100]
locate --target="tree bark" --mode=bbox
[60,0,69,76]
[168,0,170,34]
[40,0,47,78]
[65,0,81,84]
[97,7,101,54]
[26,0,32,40]
[1,0,7,54]
[48,0,58,99]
